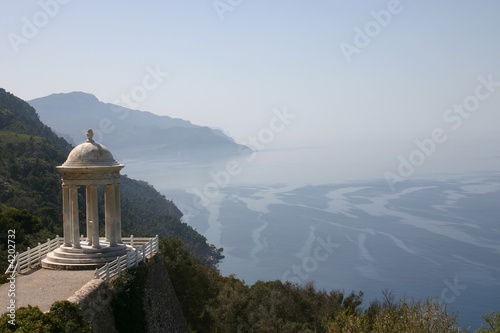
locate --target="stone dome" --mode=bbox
[60,129,120,167]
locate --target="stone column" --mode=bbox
[62,185,72,247]
[114,183,122,243]
[86,186,92,246]
[70,185,81,249]
[88,185,100,249]
[105,184,117,247]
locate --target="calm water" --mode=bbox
[122,146,500,329]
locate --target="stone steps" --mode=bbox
[56,244,128,257]
[41,241,133,270]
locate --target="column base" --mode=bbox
[41,239,132,270]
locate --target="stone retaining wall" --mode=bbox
[142,254,188,332]
[67,253,187,333]
[67,278,116,333]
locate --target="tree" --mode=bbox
[324,296,462,333]
[476,311,500,333]
[159,236,220,331]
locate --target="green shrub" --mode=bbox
[476,311,500,333]
[324,296,463,333]
[0,301,91,333]
[110,264,148,333]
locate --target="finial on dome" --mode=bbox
[86,129,94,143]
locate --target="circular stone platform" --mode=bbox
[41,240,133,270]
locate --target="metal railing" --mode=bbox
[4,235,159,276]
[94,235,159,280]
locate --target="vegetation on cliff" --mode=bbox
[161,236,500,333]
[0,301,91,333]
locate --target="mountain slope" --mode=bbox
[0,88,221,267]
[28,92,251,160]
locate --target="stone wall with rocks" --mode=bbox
[142,254,188,332]
[67,253,188,333]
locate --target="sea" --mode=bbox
[121,145,500,329]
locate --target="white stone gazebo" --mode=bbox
[42,129,132,269]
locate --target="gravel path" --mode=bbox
[0,267,94,314]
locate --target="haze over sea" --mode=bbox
[122,143,500,330]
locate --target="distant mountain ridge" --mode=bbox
[29,92,250,161]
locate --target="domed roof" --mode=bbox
[60,129,121,167]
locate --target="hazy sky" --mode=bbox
[1,1,500,162]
